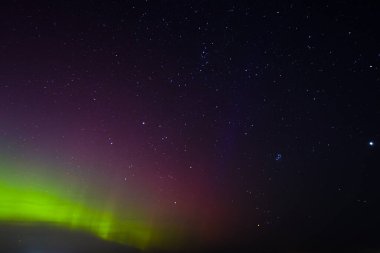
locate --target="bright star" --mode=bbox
[369,141,374,146]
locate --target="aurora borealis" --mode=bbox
[0,155,204,251]
[1,1,380,253]
[0,158,154,249]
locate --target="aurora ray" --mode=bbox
[0,158,182,250]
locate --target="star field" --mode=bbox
[0,1,379,253]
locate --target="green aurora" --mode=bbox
[0,158,182,251]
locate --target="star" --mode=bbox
[369,141,374,147]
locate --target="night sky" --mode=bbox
[0,1,379,253]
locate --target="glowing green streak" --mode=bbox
[0,160,154,249]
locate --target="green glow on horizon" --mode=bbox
[0,159,157,250]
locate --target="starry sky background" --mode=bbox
[0,1,379,252]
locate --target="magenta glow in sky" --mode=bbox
[0,1,379,253]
